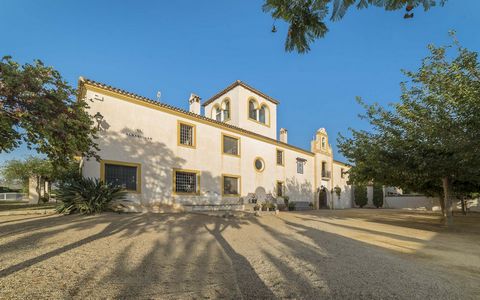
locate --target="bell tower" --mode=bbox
[311,128,332,155]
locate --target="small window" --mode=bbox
[321,137,326,149]
[259,105,266,124]
[277,181,284,197]
[174,170,199,194]
[276,149,284,166]
[222,134,239,156]
[341,168,345,179]
[104,163,138,191]
[296,159,305,174]
[254,157,265,172]
[223,175,240,196]
[215,107,222,121]
[178,122,195,147]
[223,100,230,120]
[248,100,257,120]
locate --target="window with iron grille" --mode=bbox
[277,181,284,197]
[296,159,304,174]
[223,176,239,195]
[174,171,198,194]
[104,164,138,191]
[179,123,194,146]
[276,149,284,165]
[223,135,239,155]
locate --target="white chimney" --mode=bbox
[189,93,201,115]
[280,128,288,143]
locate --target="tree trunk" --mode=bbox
[439,193,446,216]
[35,176,42,205]
[461,197,466,215]
[442,177,453,226]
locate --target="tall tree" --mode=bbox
[338,33,480,225]
[263,0,447,53]
[0,56,98,166]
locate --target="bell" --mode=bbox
[271,24,277,33]
[403,13,414,19]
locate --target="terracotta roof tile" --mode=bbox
[79,77,312,156]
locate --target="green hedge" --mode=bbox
[354,185,368,208]
[373,184,384,208]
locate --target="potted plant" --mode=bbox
[253,203,261,211]
[334,186,341,199]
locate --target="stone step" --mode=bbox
[184,204,245,212]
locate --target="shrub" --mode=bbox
[56,177,126,215]
[373,184,384,208]
[40,194,50,203]
[253,203,261,211]
[288,201,296,211]
[261,202,276,211]
[354,185,368,208]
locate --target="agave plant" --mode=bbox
[56,177,126,215]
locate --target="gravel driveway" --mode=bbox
[0,209,479,299]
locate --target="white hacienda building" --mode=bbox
[79,78,353,211]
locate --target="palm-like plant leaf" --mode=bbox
[56,177,126,215]
[264,0,447,53]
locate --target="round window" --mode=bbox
[254,158,265,172]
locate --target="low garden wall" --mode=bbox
[384,195,480,212]
[384,195,441,211]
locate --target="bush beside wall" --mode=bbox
[354,185,368,208]
[373,184,384,208]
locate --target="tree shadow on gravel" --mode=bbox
[247,214,469,299]
[3,212,272,299]
[0,214,147,278]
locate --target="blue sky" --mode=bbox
[1,0,479,165]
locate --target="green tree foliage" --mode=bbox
[263,0,446,53]
[56,178,126,215]
[354,185,367,207]
[0,56,98,166]
[2,157,52,193]
[338,33,480,224]
[372,184,384,208]
[1,156,80,202]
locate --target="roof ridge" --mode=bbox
[79,77,312,156]
[202,80,280,107]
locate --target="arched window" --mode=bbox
[321,137,326,149]
[259,106,266,124]
[248,100,257,120]
[223,100,230,120]
[215,106,222,121]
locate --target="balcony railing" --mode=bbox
[321,170,331,179]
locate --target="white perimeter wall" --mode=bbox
[385,195,480,212]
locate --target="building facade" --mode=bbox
[79,78,353,211]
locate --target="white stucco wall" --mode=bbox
[82,86,314,207]
[331,162,353,209]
